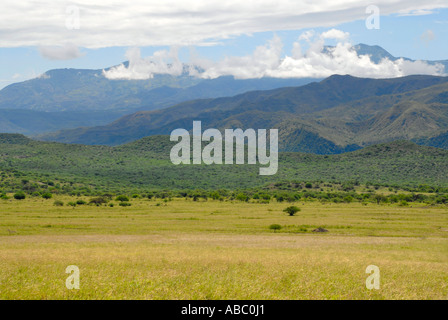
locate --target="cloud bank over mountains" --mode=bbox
[103,30,446,80]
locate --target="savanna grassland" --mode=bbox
[1,196,447,300]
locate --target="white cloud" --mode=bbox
[321,29,350,40]
[197,35,284,79]
[420,29,435,43]
[197,29,446,79]
[39,44,84,60]
[106,29,445,80]
[103,47,183,80]
[397,9,435,16]
[1,0,447,48]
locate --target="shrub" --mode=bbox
[76,200,87,205]
[53,200,64,206]
[89,196,109,206]
[115,195,130,202]
[235,193,249,202]
[283,206,301,216]
[119,202,131,207]
[269,224,282,232]
[13,192,26,200]
[276,195,285,202]
[42,192,53,199]
[261,194,271,200]
[67,202,77,207]
[399,200,409,207]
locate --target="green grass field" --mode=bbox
[1,197,447,299]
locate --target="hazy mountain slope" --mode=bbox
[0,69,318,134]
[0,109,128,135]
[0,67,201,112]
[415,131,448,149]
[0,67,318,113]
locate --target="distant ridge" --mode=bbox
[38,74,448,154]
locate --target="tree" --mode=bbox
[283,206,301,216]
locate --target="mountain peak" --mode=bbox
[353,43,396,63]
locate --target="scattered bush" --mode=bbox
[42,192,53,199]
[13,192,26,200]
[118,202,131,207]
[89,196,109,206]
[269,224,282,232]
[235,193,249,202]
[283,206,301,216]
[53,200,64,206]
[115,195,130,202]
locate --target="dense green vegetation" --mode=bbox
[1,134,447,199]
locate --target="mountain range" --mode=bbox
[1,43,447,153]
[38,74,448,153]
[0,65,317,134]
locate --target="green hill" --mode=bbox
[1,134,447,194]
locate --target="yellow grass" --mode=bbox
[0,197,447,299]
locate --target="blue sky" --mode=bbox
[1,2,447,88]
